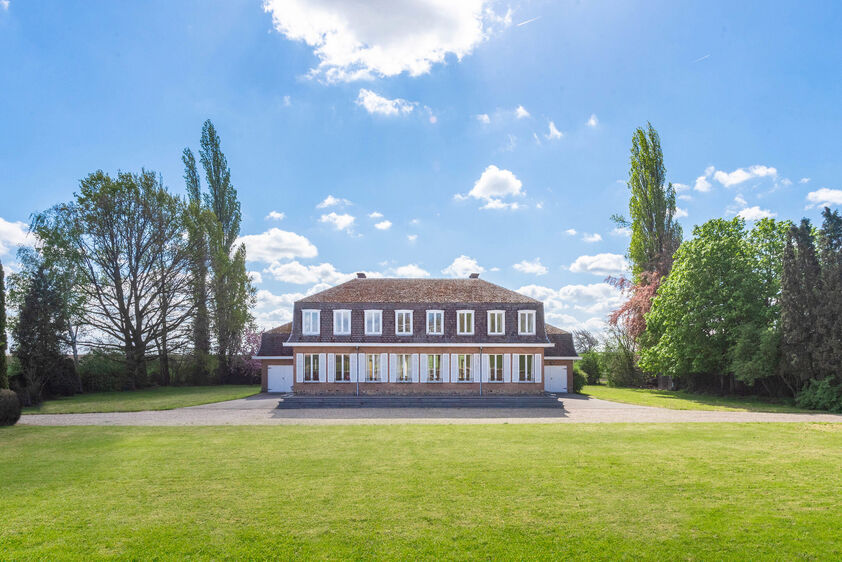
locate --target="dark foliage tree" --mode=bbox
[0,259,7,389]
[816,207,842,380]
[572,329,599,354]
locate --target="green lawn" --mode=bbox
[21,385,260,414]
[582,384,812,413]
[2,424,841,559]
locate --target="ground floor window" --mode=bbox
[396,354,412,382]
[518,354,534,382]
[304,354,319,382]
[489,354,504,382]
[335,354,351,382]
[457,354,472,382]
[426,354,441,382]
[367,354,381,382]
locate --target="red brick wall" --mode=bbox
[259,358,293,392]
[544,358,575,391]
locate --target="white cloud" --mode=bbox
[738,206,777,221]
[673,182,690,192]
[410,218,420,225]
[569,253,629,277]
[564,228,577,236]
[236,228,318,263]
[457,164,524,210]
[582,233,602,243]
[317,194,351,208]
[675,207,689,219]
[586,114,598,127]
[693,166,715,192]
[546,120,562,140]
[800,177,811,184]
[517,282,624,332]
[513,258,548,276]
[390,264,430,277]
[356,89,415,116]
[319,212,356,231]
[265,210,286,221]
[806,188,842,208]
[265,260,356,285]
[780,178,793,187]
[283,95,291,106]
[611,226,631,237]
[476,113,490,124]
[0,217,29,257]
[263,0,506,82]
[442,254,484,277]
[374,220,392,230]
[248,271,264,285]
[0,1,8,10]
[515,105,530,119]
[713,165,777,187]
[368,211,383,218]
[254,288,300,329]
[407,234,418,242]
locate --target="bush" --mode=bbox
[603,347,647,387]
[796,378,842,413]
[0,388,21,426]
[78,351,128,392]
[45,356,80,398]
[577,352,602,385]
[570,365,586,394]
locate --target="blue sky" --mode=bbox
[1,1,841,331]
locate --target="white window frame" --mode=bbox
[303,353,320,382]
[518,354,534,382]
[518,310,536,335]
[364,310,382,335]
[426,354,442,382]
[487,310,505,336]
[302,309,320,335]
[395,310,413,336]
[488,354,504,382]
[366,354,381,381]
[457,354,472,382]
[335,354,351,382]
[426,310,444,335]
[396,353,412,382]
[333,309,351,335]
[457,310,475,335]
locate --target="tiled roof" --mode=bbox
[256,324,293,357]
[298,278,540,304]
[545,323,578,357]
[267,322,292,334]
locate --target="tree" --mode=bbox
[612,123,683,281]
[572,329,599,354]
[816,207,842,380]
[0,259,7,389]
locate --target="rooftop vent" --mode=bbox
[356,272,367,279]
[469,273,480,279]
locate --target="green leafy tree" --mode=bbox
[183,148,211,363]
[0,259,7,389]
[816,207,842,380]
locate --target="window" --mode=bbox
[426,354,442,382]
[426,310,443,335]
[303,353,319,382]
[333,310,351,335]
[366,354,381,381]
[518,310,536,335]
[335,354,351,382]
[489,354,504,382]
[518,354,534,382]
[302,309,320,335]
[396,354,412,382]
[365,310,382,335]
[395,310,413,335]
[487,310,505,335]
[457,310,474,335]
[457,354,472,382]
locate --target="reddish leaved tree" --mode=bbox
[607,271,661,340]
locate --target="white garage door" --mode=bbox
[544,365,568,393]
[268,365,293,393]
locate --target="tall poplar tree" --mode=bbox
[0,259,7,389]
[816,207,842,379]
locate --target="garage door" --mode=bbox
[544,365,568,393]
[268,365,293,393]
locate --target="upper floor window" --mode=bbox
[333,310,351,335]
[487,310,505,335]
[395,310,413,335]
[302,309,320,335]
[489,354,504,382]
[365,310,382,335]
[518,354,534,382]
[426,310,444,335]
[303,353,320,382]
[457,310,474,335]
[518,310,536,335]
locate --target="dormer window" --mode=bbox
[302,309,320,335]
[457,310,474,335]
[518,310,536,335]
[395,310,413,335]
[487,310,505,335]
[426,310,443,335]
[333,309,351,335]
[365,310,382,335]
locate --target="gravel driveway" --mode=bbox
[19,393,842,426]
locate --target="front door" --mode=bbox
[268,365,293,393]
[544,365,568,393]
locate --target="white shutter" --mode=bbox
[482,354,490,382]
[296,353,304,383]
[350,353,358,382]
[534,354,542,384]
[411,354,419,382]
[327,353,335,383]
[512,354,519,383]
[358,353,366,382]
[503,353,511,382]
[472,354,480,383]
[379,352,387,382]
[441,354,450,383]
[450,354,458,382]
[389,354,398,383]
[419,353,428,383]
[318,353,326,383]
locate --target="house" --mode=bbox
[253,273,579,395]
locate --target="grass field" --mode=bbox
[21,385,260,414]
[2,423,841,559]
[582,384,811,413]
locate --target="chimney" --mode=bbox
[469,272,480,279]
[356,272,367,279]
